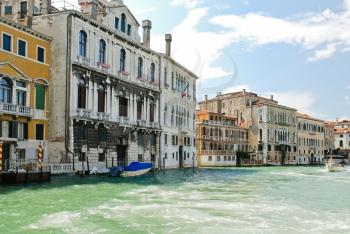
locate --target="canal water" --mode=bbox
[1,167,350,234]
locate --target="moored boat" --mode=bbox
[120,162,153,177]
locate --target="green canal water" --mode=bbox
[1,167,350,234]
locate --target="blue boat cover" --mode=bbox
[125,162,153,172]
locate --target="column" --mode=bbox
[93,82,98,114]
[155,98,159,124]
[129,93,133,122]
[116,95,119,117]
[111,87,115,119]
[88,80,93,111]
[143,96,147,121]
[133,93,137,122]
[106,83,111,114]
[146,98,150,123]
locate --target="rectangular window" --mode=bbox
[2,33,12,52]
[79,152,86,162]
[9,121,18,138]
[37,46,45,63]
[35,85,46,110]
[164,153,168,159]
[138,154,144,162]
[98,153,105,162]
[137,101,142,120]
[98,127,106,142]
[78,126,87,141]
[119,97,128,117]
[4,6,12,15]
[18,39,26,56]
[17,90,26,106]
[115,17,119,29]
[127,24,132,36]
[18,122,28,140]
[164,134,168,145]
[20,1,28,19]
[36,124,44,140]
[17,149,26,162]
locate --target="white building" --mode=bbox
[159,36,198,168]
[29,0,197,169]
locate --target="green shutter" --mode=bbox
[35,85,46,110]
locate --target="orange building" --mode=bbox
[196,110,249,167]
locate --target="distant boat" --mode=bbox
[120,162,153,177]
[325,156,345,172]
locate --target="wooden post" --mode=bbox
[0,142,2,174]
[38,143,43,171]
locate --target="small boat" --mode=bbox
[325,156,345,172]
[120,162,153,177]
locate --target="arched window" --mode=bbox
[150,63,155,82]
[149,98,155,123]
[79,30,87,57]
[77,78,86,109]
[259,129,263,141]
[137,57,143,78]
[97,83,105,113]
[99,39,106,64]
[120,49,126,71]
[0,78,12,103]
[121,14,126,33]
[340,140,343,148]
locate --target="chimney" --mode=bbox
[165,34,172,57]
[41,0,52,14]
[142,20,152,48]
[205,95,208,101]
[79,0,98,19]
[270,95,274,100]
[243,89,246,95]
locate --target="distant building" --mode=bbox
[296,113,325,165]
[0,15,51,171]
[324,121,335,154]
[198,90,297,165]
[334,120,350,150]
[196,111,248,167]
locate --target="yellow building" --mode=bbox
[0,16,51,171]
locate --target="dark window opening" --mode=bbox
[119,97,128,117]
[37,47,45,63]
[18,39,26,56]
[36,124,44,140]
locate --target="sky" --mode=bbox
[63,0,350,121]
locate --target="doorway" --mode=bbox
[117,145,127,167]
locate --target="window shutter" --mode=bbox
[35,85,46,110]
[10,121,18,138]
[23,123,28,140]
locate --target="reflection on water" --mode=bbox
[1,167,350,234]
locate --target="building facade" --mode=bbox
[1,0,198,169]
[198,90,298,165]
[0,15,51,171]
[159,40,198,169]
[324,121,335,155]
[334,120,350,150]
[296,113,325,165]
[196,111,248,167]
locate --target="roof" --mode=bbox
[0,16,52,41]
[162,55,199,80]
[297,112,324,122]
[334,128,350,134]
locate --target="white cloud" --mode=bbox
[265,91,319,117]
[307,43,337,62]
[223,84,250,94]
[152,8,236,80]
[171,0,201,9]
[209,0,350,62]
[243,1,250,7]
[134,6,159,15]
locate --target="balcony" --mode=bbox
[137,120,147,128]
[200,150,236,155]
[150,122,160,129]
[97,62,111,73]
[119,116,130,126]
[74,108,92,119]
[118,70,130,80]
[0,103,32,117]
[97,112,110,122]
[77,56,90,67]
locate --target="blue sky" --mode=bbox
[66,0,350,121]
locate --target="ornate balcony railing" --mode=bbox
[0,103,33,117]
[74,108,92,119]
[199,150,236,155]
[97,112,110,122]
